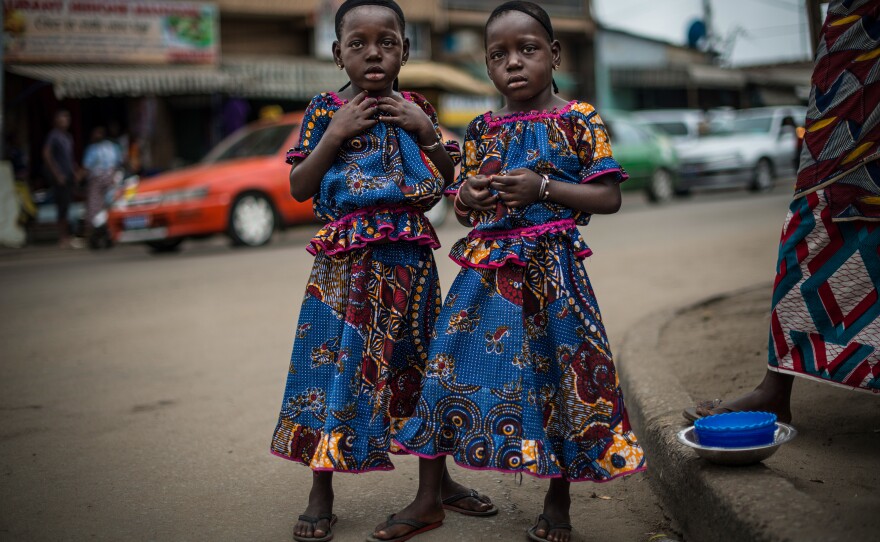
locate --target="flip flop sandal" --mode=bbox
[442,489,499,517]
[682,399,735,423]
[365,514,442,542]
[293,513,337,542]
[527,513,573,542]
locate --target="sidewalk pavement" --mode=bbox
[618,284,880,542]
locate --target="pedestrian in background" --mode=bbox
[685,0,880,423]
[42,110,82,248]
[378,3,644,542]
[82,126,123,247]
[268,2,492,541]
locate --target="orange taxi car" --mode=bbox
[110,112,459,252]
[110,112,314,251]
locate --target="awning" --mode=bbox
[6,64,233,99]
[398,61,496,95]
[223,56,348,99]
[610,64,747,89]
[7,57,497,100]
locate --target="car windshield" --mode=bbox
[710,115,773,135]
[647,121,689,137]
[203,123,297,164]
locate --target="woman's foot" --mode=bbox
[370,500,444,541]
[531,480,572,542]
[371,457,447,541]
[440,469,496,515]
[694,370,794,423]
[293,473,334,540]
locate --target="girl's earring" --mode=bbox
[402,60,407,66]
[336,63,344,70]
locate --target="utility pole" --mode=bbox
[1,5,5,159]
[702,0,719,63]
[805,0,825,57]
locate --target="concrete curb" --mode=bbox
[617,284,844,542]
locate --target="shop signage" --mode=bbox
[3,0,218,64]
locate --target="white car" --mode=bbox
[674,106,806,193]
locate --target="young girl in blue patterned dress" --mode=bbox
[270,1,496,541]
[372,3,645,542]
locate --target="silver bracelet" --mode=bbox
[419,137,442,152]
[539,174,551,201]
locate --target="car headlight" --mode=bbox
[161,187,210,204]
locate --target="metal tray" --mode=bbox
[676,423,797,466]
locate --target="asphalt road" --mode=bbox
[0,188,795,541]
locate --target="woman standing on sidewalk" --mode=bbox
[686,0,880,422]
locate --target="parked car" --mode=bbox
[673,106,806,193]
[602,112,680,203]
[632,108,709,144]
[109,113,459,252]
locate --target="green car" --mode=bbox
[602,112,680,203]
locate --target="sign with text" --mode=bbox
[3,1,219,64]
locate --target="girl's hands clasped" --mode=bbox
[325,91,379,142]
[490,168,543,208]
[459,175,498,211]
[376,95,438,146]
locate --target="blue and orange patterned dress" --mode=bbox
[393,101,646,481]
[270,91,460,473]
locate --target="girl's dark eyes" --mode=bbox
[489,52,504,60]
[523,45,537,53]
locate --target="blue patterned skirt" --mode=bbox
[270,243,441,472]
[393,232,646,482]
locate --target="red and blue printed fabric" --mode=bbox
[794,0,880,221]
[393,102,646,482]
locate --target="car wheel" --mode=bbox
[229,192,276,247]
[147,238,183,253]
[751,159,774,192]
[425,197,449,228]
[646,168,675,203]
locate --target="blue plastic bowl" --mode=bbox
[694,411,777,448]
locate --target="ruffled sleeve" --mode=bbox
[568,103,628,184]
[406,92,461,166]
[286,93,335,165]
[444,115,487,195]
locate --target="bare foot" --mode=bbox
[532,480,572,542]
[440,470,495,514]
[293,474,334,540]
[371,500,444,541]
[696,370,794,423]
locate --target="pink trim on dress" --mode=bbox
[582,168,629,184]
[391,439,647,483]
[484,101,578,127]
[307,229,440,256]
[325,91,347,107]
[323,204,422,227]
[306,205,441,256]
[466,219,577,241]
